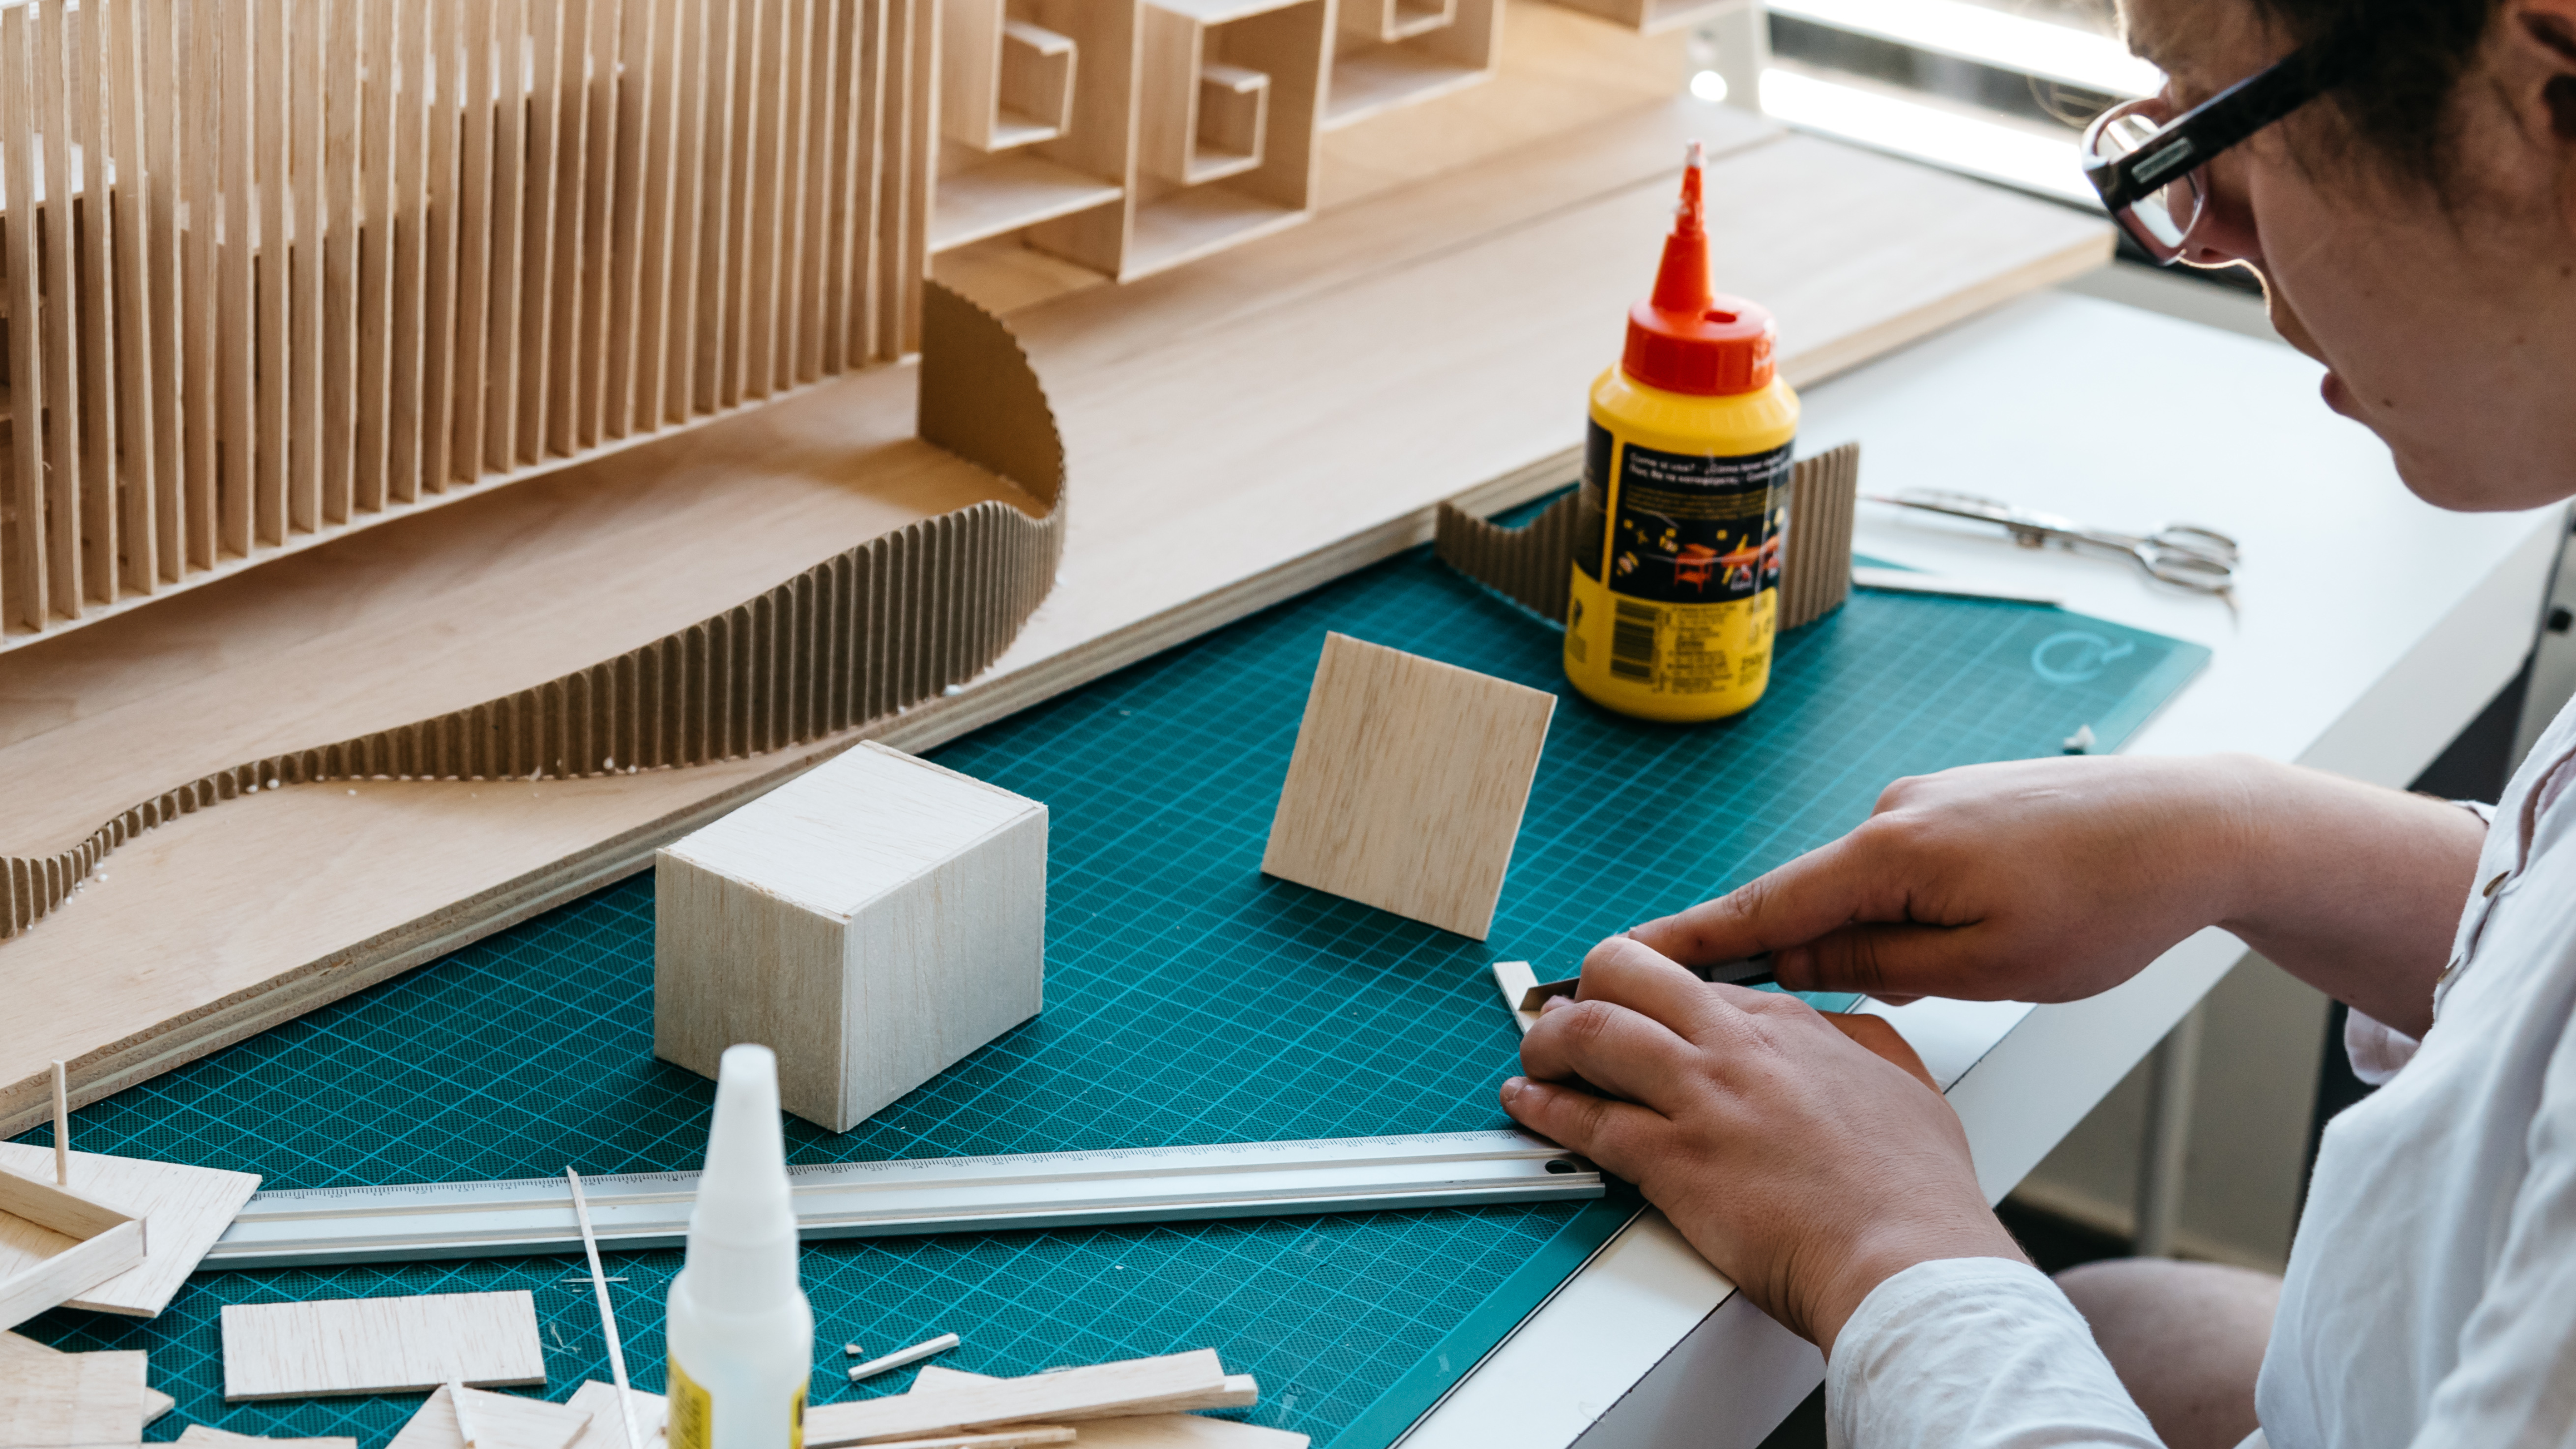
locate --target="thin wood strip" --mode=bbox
[521,0,565,463]
[740,0,784,402]
[576,0,622,449]
[36,0,88,616]
[417,0,461,495]
[703,0,743,412]
[321,0,359,523]
[178,0,221,567]
[104,0,160,595]
[449,0,493,486]
[136,0,186,583]
[485,0,528,471]
[216,0,258,558]
[69,0,121,606]
[0,2,48,632]
[780,0,820,386]
[678,0,720,416]
[356,0,397,513]
[605,0,662,439]
[253,0,288,545]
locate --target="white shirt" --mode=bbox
[1823,699,2576,1448]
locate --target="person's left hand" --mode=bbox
[1500,934,2025,1351]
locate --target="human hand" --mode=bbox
[1500,935,2021,1350]
[1629,755,2270,1005]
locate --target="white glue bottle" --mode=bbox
[665,1044,815,1449]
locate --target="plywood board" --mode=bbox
[219,1292,548,1401]
[1260,634,1554,939]
[385,1385,593,1449]
[806,1350,1227,1446]
[0,1144,261,1317]
[0,106,2109,1136]
[0,1343,146,1449]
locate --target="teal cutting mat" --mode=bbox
[13,533,2206,1448]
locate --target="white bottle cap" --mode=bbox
[681,1044,801,1315]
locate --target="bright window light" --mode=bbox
[1689,69,1731,104]
[1768,0,2162,98]
[1759,68,2097,205]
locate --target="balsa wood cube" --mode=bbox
[655,742,1047,1133]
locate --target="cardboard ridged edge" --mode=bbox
[0,285,1065,941]
[1431,441,1860,631]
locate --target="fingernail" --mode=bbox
[1501,1077,1526,1103]
[1539,995,1574,1014]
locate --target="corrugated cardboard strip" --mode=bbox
[2,286,1065,940]
[1435,441,1860,631]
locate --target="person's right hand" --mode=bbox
[1631,754,2270,1005]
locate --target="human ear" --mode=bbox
[2505,0,2576,236]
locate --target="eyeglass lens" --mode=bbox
[2091,107,2205,257]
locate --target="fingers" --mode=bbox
[1499,1075,1668,1177]
[1771,921,2012,1000]
[1573,936,1734,1034]
[1823,1014,1938,1093]
[1627,832,1899,967]
[1518,991,1704,1109]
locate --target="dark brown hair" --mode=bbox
[2241,0,2504,191]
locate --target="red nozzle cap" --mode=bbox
[1622,143,1777,396]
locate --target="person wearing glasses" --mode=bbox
[1499,1,2576,1446]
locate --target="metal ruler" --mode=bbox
[203,1130,1602,1270]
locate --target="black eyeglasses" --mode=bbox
[2081,36,2357,263]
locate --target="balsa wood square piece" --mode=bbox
[386,1385,592,1449]
[1,1330,176,1424]
[0,1143,261,1318]
[0,1168,149,1333]
[806,1348,1228,1447]
[219,1290,547,1401]
[912,1366,1304,1448]
[1260,634,1555,940]
[656,740,1048,1135]
[1489,960,1543,1035]
[0,1341,147,1449]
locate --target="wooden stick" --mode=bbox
[564,1169,644,1449]
[846,1332,958,1382]
[447,1380,479,1449]
[50,1059,67,1184]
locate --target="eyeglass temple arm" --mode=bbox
[2087,36,2359,212]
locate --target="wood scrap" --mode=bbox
[0,1143,261,1318]
[0,1342,147,1449]
[219,1291,547,1401]
[847,1331,964,1381]
[0,1330,173,1426]
[806,1349,1226,1447]
[1260,634,1555,940]
[176,1429,360,1449]
[911,1367,1303,1449]
[1489,960,1543,1035]
[564,1172,644,1449]
[0,1169,149,1332]
[831,1432,1073,1449]
[564,1381,668,1449]
[913,1364,1261,1420]
[385,1385,592,1449]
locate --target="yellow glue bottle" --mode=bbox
[665,1044,814,1449]
[1564,143,1799,721]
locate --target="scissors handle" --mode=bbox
[2131,540,2236,593]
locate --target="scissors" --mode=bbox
[1864,489,2240,600]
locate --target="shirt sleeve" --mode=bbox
[1826,1257,2163,1449]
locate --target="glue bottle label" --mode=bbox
[665,1356,807,1449]
[1574,423,1788,696]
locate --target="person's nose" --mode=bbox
[2182,157,2263,269]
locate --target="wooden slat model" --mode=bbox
[1,1330,174,1429]
[911,1366,1304,1449]
[0,0,924,648]
[1261,634,1556,941]
[0,1142,261,1318]
[1,283,1065,943]
[0,1167,148,1333]
[657,741,1049,1132]
[220,1291,548,1402]
[387,1385,593,1449]
[807,1349,1229,1447]
[0,1341,147,1449]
